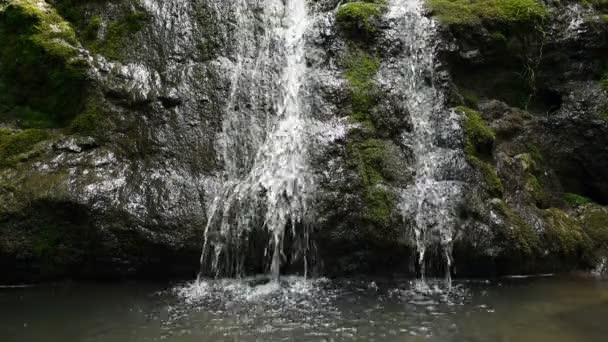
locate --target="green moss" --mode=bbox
[0,0,89,128]
[469,156,504,196]
[345,50,381,118]
[427,0,549,26]
[336,1,386,37]
[579,0,608,12]
[0,129,50,166]
[460,89,481,109]
[459,106,495,157]
[527,174,550,207]
[347,138,398,227]
[525,143,544,163]
[69,100,106,136]
[494,200,541,255]
[564,193,593,207]
[580,206,608,249]
[363,186,396,226]
[601,71,608,92]
[543,208,592,256]
[90,10,149,60]
[457,106,504,196]
[83,15,102,41]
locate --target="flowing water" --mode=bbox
[388,0,467,282]
[2,276,608,341]
[200,0,316,279]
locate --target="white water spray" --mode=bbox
[199,0,315,281]
[388,0,466,286]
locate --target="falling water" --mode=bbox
[388,0,466,286]
[199,0,315,280]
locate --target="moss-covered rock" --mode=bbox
[564,193,593,207]
[493,200,541,256]
[0,0,90,128]
[543,208,592,256]
[346,50,381,119]
[458,106,504,196]
[55,0,150,61]
[0,128,51,166]
[427,0,549,26]
[336,1,386,38]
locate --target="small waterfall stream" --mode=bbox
[199,0,315,280]
[388,0,466,285]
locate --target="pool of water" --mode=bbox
[1,275,607,341]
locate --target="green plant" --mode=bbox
[457,106,504,196]
[563,193,593,207]
[543,208,592,256]
[336,1,386,36]
[0,0,89,128]
[90,10,149,60]
[426,0,549,26]
[459,106,495,157]
[345,50,381,121]
[494,200,541,255]
[0,129,50,166]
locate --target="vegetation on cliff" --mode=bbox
[0,0,89,129]
[427,0,548,26]
[336,0,386,38]
[458,106,504,196]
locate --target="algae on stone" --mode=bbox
[458,106,504,196]
[0,0,89,128]
[427,0,548,26]
[336,1,386,37]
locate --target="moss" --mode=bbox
[459,106,495,157]
[363,186,397,226]
[470,156,504,196]
[460,89,481,109]
[427,0,549,26]
[494,200,541,255]
[564,193,593,207]
[601,71,608,92]
[527,174,550,207]
[336,1,386,37]
[580,206,608,249]
[543,208,592,256]
[457,106,504,196]
[0,0,89,128]
[0,129,50,166]
[83,15,102,41]
[525,143,544,163]
[69,99,107,136]
[345,50,381,118]
[346,138,398,227]
[579,0,608,12]
[90,10,149,60]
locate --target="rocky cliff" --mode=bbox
[1,0,607,283]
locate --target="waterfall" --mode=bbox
[199,0,315,280]
[388,0,466,284]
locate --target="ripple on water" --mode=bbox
[166,277,475,340]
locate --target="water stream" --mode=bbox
[200,0,315,280]
[388,0,466,284]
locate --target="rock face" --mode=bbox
[1,0,607,283]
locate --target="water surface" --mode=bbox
[1,276,607,341]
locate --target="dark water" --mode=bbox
[1,276,607,341]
